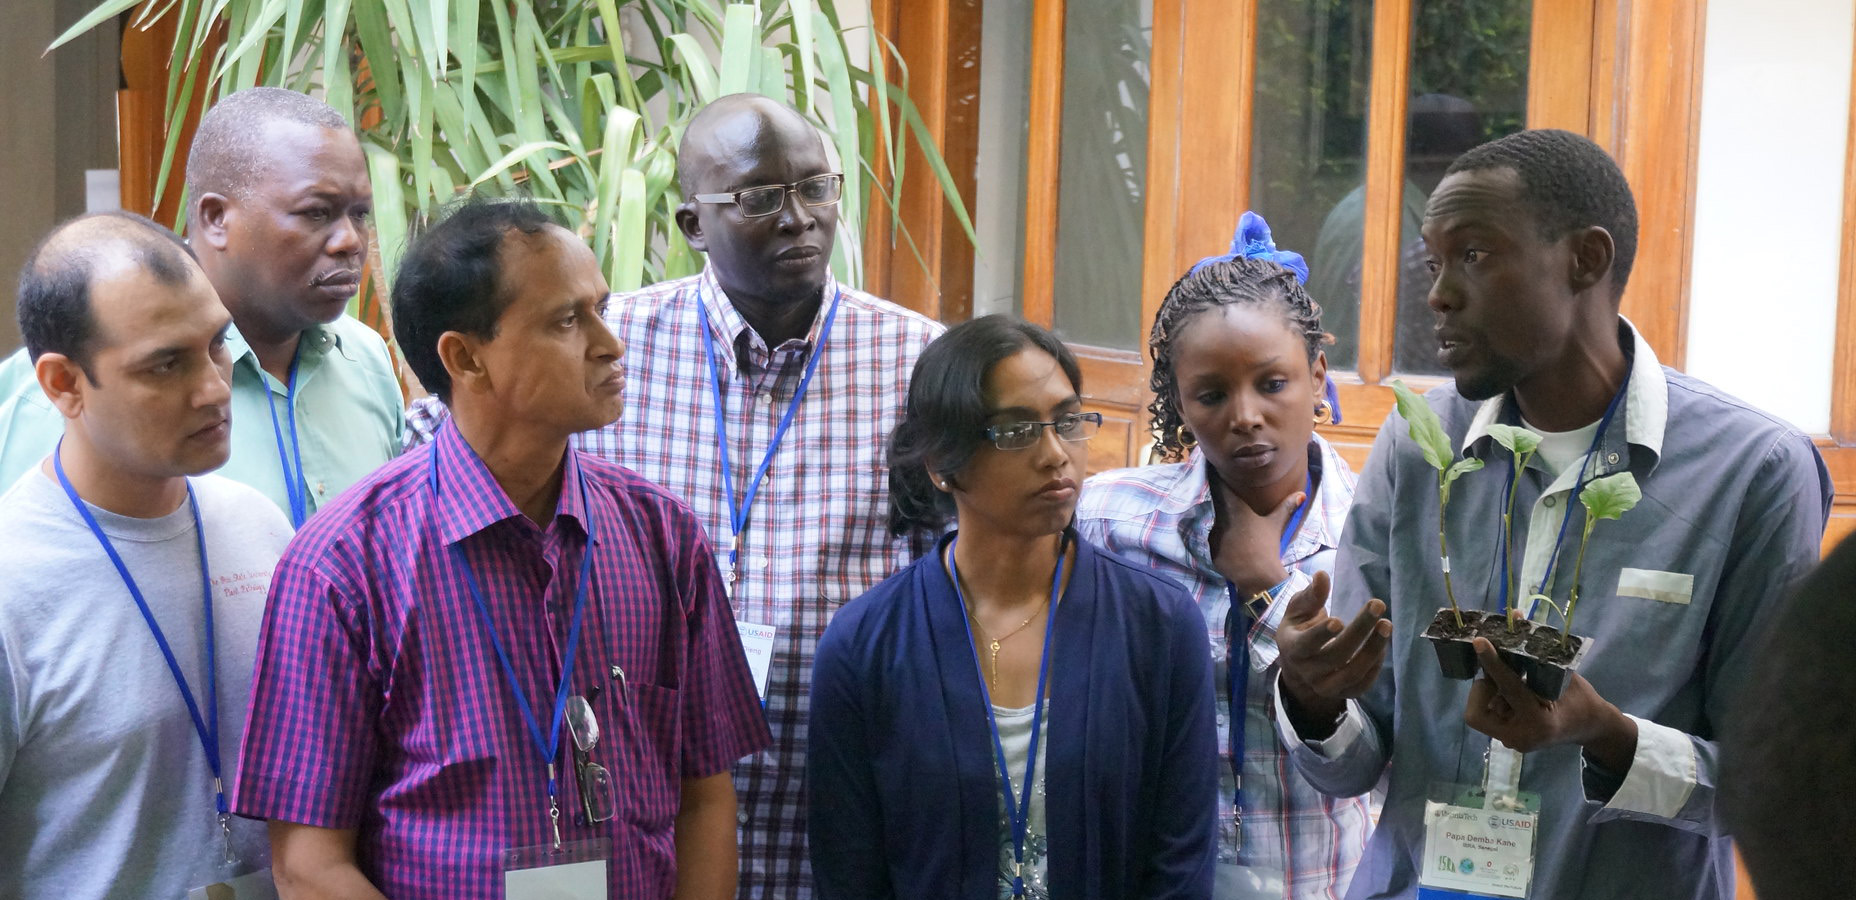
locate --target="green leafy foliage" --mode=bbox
[1578,471,1642,521]
[49,0,972,311]
[1392,379,1454,472]
[1486,423,1542,457]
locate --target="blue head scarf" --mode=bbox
[1186,210,1341,424]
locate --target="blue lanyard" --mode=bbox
[262,352,308,527]
[429,448,594,847]
[948,534,1066,899]
[698,287,843,580]
[1224,472,1311,846]
[53,442,227,822]
[1495,384,1626,618]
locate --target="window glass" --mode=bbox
[1253,0,1375,370]
[1392,0,1533,375]
[1049,0,1153,350]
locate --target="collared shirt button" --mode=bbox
[752,556,770,571]
[737,809,751,825]
[758,392,773,407]
[1607,452,1620,465]
[1544,496,1555,508]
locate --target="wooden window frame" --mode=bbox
[1821,16,1856,552]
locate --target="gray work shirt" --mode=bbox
[1275,319,1833,899]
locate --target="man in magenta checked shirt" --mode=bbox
[232,197,772,899]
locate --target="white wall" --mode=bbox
[1686,0,1854,433]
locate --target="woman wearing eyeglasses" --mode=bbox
[1075,212,1371,899]
[807,315,1218,900]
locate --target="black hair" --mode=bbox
[1444,128,1639,294]
[888,315,1082,535]
[185,87,351,205]
[1721,532,1856,900]
[392,196,554,402]
[18,211,199,380]
[1147,255,1330,462]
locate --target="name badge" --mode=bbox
[504,839,609,899]
[187,869,278,900]
[737,620,777,699]
[1419,800,1536,898]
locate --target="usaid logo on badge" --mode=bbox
[1488,813,1534,831]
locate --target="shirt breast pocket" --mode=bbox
[1615,568,1694,606]
[611,682,681,830]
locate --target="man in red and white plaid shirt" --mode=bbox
[410,94,943,897]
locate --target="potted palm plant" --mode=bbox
[52,0,971,353]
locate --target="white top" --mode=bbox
[0,468,293,898]
[1521,416,1602,478]
[992,702,1049,899]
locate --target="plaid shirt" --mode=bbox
[406,267,947,896]
[1076,433,1370,899]
[233,420,771,899]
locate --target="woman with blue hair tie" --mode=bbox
[1077,211,1371,898]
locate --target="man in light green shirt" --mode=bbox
[0,88,401,522]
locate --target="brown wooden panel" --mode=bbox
[118,3,220,223]
[1601,0,1705,368]
[1831,18,1856,446]
[1169,0,1255,278]
[1528,0,1597,132]
[865,0,981,321]
[1355,0,1415,386]
[1021,0,1067,326]
[1080,405,1140,477]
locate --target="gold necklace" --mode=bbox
[965,595,1050,691]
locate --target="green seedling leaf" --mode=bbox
[1579,471,1642,521]
[1391,379,1454,472]
[1443,457,1484,486]
[1439,456,1484,505]
[1487,423,1543,457]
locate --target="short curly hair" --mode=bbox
[1444,128,1639,294]
[1147,256,1329,463]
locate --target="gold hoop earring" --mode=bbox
[1174,425,1197,448]
[1313,399,1333,426]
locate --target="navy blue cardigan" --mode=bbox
[807,532,1218,899]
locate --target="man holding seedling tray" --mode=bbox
[1269,128,1832,900]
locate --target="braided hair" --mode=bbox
[1147,255,1331,463]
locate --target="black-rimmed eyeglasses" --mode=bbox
[692,173,843,218]
[983,412,1103,451]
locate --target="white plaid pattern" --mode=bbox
[584,267,942,897]
[1077,433,1370,899]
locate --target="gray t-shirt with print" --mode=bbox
[0,467,292,899]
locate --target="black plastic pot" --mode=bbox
[1511,626,1590,701]
[1421,609,1590,699]
[1421,608,1484,681]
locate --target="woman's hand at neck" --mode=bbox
[1207,455,1310,597]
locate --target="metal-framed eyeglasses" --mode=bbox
[983,412,1103,451]
[564,694,616,825]
[692,173,843,218]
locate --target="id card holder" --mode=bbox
[1214,861,1288,900]
[504,838,610,899]
[187,869,278,900]
[736,620,776,700]
[1418,783,1539,899]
